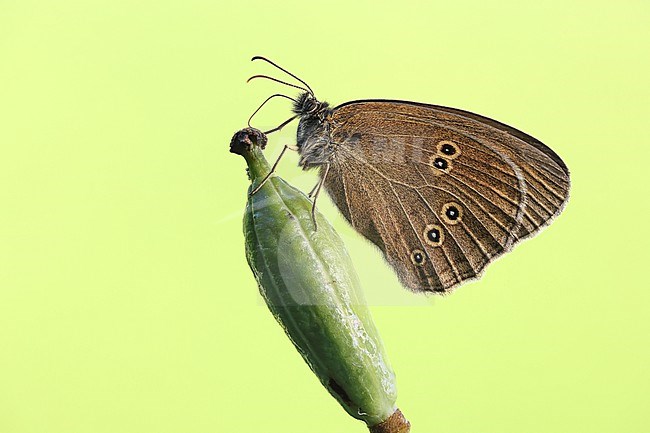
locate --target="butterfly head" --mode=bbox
[292,92,329,118]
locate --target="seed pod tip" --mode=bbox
[229,127,268,156]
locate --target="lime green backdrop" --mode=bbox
[1,1,648,432]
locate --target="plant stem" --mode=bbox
[369,409,411,433]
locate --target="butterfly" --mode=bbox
[247,56,570,294]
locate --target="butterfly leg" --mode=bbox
[309,163,330,230]
[307,182,319,198]
[250,144,298,196]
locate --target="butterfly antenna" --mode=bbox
[247,74,311,94]
[264,115,299,135]
[251,56,315,97]
[248,93,297,129]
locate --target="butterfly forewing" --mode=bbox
[322,100,570,293]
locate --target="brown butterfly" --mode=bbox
[247,56,570,294]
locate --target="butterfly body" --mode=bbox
[293,92,334,168]
[290,90,570,294]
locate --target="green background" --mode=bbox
[1,1,648,432]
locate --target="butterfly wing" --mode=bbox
[321,100,570,293]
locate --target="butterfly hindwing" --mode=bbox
[321,100,570,293]
[324,154,447,291]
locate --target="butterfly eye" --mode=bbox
[441,202,463,225]
[411,249,426,266]
[423,224,444,246]
[436,140,461,159]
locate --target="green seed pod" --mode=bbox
[230,128,410,433]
